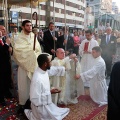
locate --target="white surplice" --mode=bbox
[50,57,71,105]
[25,67,69,120]
[66,59,84,104]
[80,56,108,106]
[79,38,99,87]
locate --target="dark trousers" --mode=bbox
[0,72,12,102]
[103,55,112,77]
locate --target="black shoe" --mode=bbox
[24,99,31,109]
[17,105,25,115]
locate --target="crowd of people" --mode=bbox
[0,19,120,120]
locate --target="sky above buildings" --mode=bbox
[112,0,120,7]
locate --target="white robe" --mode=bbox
[13,31,41,105]
[50,57,71,104]
[25,67,69,120]
[66,60,84,104]
[81,56,108,107]
[79,38,99,87]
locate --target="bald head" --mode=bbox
[56,48,65,60]
[0,25,6,36]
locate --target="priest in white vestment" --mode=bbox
[25,54,69,120]
[13,20,42,113]
[50,48,76,105]
[66,58,84,104]
[76,46,107,107]
[79,30,99,87]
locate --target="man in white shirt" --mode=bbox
[79,30,99,87]
[76,46,107,107]
[25,54,69,120]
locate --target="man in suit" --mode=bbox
[43,22,58,58]
[0,25,7,43]
[0,25,13,51]
[0,31,13,106]
[57,27,74,55]
[100,27,117,78]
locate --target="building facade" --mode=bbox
[112,2,119,14]
[86,0,112,28]
[45,0,85,29]
[0,0,86,31]
[86,0,112,18]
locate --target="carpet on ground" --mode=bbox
[64,95,107,120]
[0,95,107,120]
[0,62,107,120]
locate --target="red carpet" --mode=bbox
[0,98,27,120]
[64,95,107,120]
[0,98,19,120]
[0,95,107,120]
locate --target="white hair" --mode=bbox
[106,27,112,31]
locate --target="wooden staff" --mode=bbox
[53,0,56,57]
[64,0,67,53]
[32,12,38,51]
[74,57,77,97]
[38,1,40,32]
[53,31,56,57]
[64,33,67,52]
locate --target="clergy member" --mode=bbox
[79,30,99,87]
[25,54,69,120]
[76,46,107,107]
[13,20,42,114]
[51,48,76,105]
[66,57,84,104]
